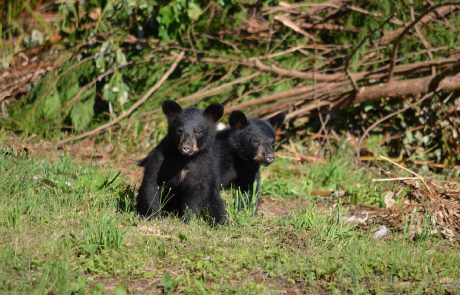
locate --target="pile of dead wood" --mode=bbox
[218,2,460,120]
[344,156,460,241]
[3,2,460,121]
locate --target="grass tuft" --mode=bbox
[226,185,259,225]
[79,213,127,254]
[276,203,357,245]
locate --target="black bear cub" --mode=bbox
[216,110,285,206]
[137,100,226,225]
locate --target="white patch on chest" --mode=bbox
[179,169,189,182]
[216,122,226,131]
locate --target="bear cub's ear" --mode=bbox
[229,110,248,130]
[162,100,182,119]
[204,103,224,123]
[267,112,285,129]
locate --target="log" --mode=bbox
[353,72,460,104]
[249,70,460,119]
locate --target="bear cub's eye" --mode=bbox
[194,128,204,134]
[252,139,260,144]
[176,127,184,135]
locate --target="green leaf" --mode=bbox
[158,6,173,26]
[116,48,127,66]
[187,2,202,21]
[102,83,117,103]
[71,98,95,132]
[64,83,80,101]
[81,86,96,102]
[42,91,62,119]
[102,73,129,107]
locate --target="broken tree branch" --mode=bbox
[387,2,460,81]
[379,4,459,45]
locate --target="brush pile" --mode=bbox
[344,161,460,241]
[1,1,459,166]
[398,174,460,241]
[211,2,460,121]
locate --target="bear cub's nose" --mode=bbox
[264,155,275,164]
[181,146,192,155]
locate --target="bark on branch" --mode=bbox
[243,69,460,119]
[353,72,460,104]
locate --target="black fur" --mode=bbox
[137,100,226,225]
[216,111,285,205]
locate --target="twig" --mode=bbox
[228,76,285,107]
[372,177,419,182]
[285,99,332,120]
[300,22,360,32]
[379,155,434,196]
[360,154,460,169]
[379,125,424,144]
[346,69,358,91]
[178,72,260,103]
[410,0,435,76]
[226,85,313,112]
[249,58,343,82]
[274,15,317,42]
[317,110,333,155]
[56,51,185,145]
[262,45,322,59]
[262,1,342,15]
[347,5,403,26]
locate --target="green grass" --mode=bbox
[0,146,459,294]
[263,148,387,206]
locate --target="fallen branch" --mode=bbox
[379,4,459,45]
[0,62,54,102]
[387,2,460,81]
[189,53,460,95]
[245,68,460,120]
[353,72,460,104]
[56,51,185,145]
